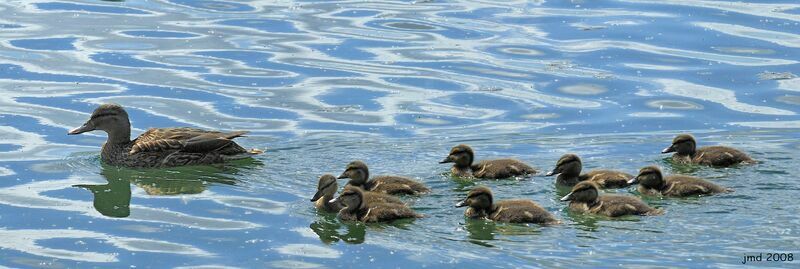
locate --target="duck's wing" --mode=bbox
[597,196,646,217]
[472,159,536,179]
[493,200,555,223]
[371,176,430,194]
[131,128,249,154]
[665,177,715,196]
[364,204,421,222]
[583,170,633,188]
[139,128,247,141]
[695,146,753,166]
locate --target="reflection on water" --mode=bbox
[0,0,798,267]
[310,214,366,244]
[74,161,262,218]
[74,173,131,218]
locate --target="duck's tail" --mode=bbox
[645,208,665,216]
[224,131,249,139]
[223,148,264,160]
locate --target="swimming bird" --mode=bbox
[311,174,404,213]
[330,186,422,223]
[338,161,429,195]
[662,134,754,167]
[560,181,663,217]
[628,166,732,197]
[545,154,631,188]
[440,144,536,179]
[68,104,261,168]
[456,186,558,224]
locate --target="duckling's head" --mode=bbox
[311,174,338,202]
[560,181,600,203]
[330,185,365,213]
[68,104,131,142]
[456,186,493,210]
[338,160,369,186]
[662,134,696,155]
[628,166,665,189]
[440,144,475,168]
[546,153,582,177]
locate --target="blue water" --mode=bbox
[0,0,798,268]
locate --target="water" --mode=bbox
[0,0,798,267]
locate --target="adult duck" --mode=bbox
[68,104,261,168]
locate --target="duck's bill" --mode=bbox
[545,169,559,176]
[68,122,95,135]
[560,192,573,201]
[661,145,676,154]
[336,173,349,179]
[455,200,467,207]
[310,191,323,202]
[439,156,454,164]
[627,177,639,184]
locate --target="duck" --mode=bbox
[311,174,404,213]
[337,161,429,195]
[67,104,261,168]
[628,166,732,197]
[662,134,755,167]
[545,154,631,188]
[456,186,558,224]
[440,144,536,179]
[330,186,422,223]
[560,181,663,217]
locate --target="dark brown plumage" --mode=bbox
[545,154,632,188]
[629,166,732,197]
[311,174,403,213]
[338,161,429,195]
[67,104,261,168]
[561,181,663,217]
[440,144,536,179]
[662,134,755,167]
[332,186,422,223]
[456,186,558,224]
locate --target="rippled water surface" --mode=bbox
[0,0,799,267]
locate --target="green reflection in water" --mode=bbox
[74,159,262,218]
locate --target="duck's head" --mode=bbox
[628,166,665,189]
[338,160,369,186]
[329,185,364,213]
[311,174,338,202]
[440,144,474,167]
[456,186,493,210]
[662,134,696,155]
[560,181,600,203]
[546,153,582,177]
[68,104,131,141]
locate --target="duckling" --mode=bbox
[311,174,404,213]
[662,134,755,167]
[561,181,663,217]
[456,186,558,224]
[545,154,632,188]
[330,186,422,223]
[440,144,536,179]
[67,104,262,168]
[628,166,732,197]
[338,161,429,195]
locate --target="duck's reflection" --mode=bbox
[73,171,131,218]
[309,214,366,244]
[465,218,496,241]
[74,159,261,218]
